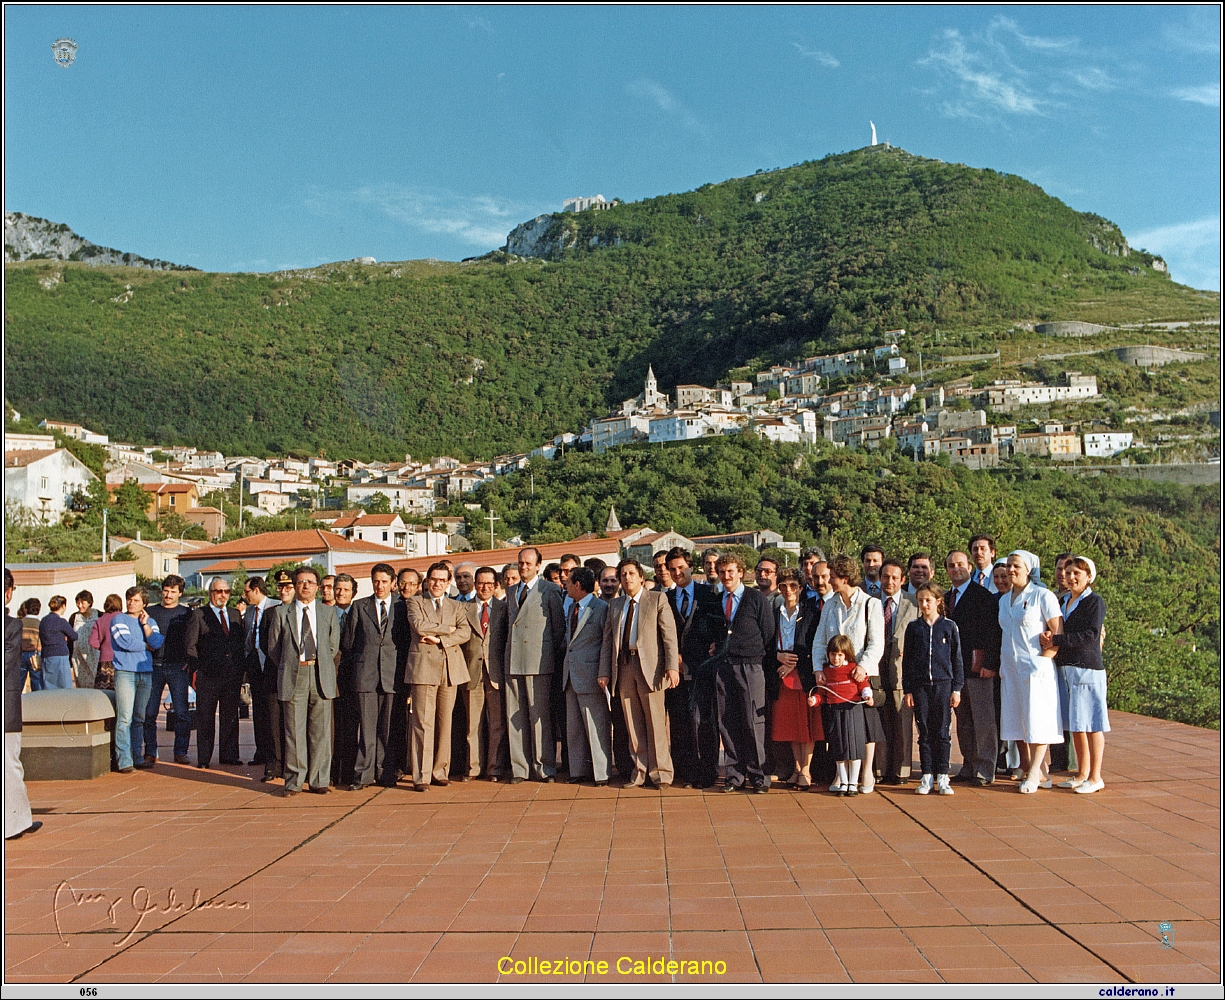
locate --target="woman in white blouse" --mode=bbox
[998,550,1064,793]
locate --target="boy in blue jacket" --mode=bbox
[902,582,964,796]
[110,586,165,773]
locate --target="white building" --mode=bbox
[982,374,1099,410]
[888,356,908,373]
[4,448,98,524]
[4,433,56,452]
[562,194,617,213]
[345,482,436,515]
[1083,432,1134,458]
[753,416,802,444]
[649,411,713,444]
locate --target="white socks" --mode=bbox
[836,761,848,786]
[847,760,862,786]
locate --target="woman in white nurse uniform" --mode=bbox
[998,551,1064,793]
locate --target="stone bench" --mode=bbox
[19,689,116,780]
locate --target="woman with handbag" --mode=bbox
[765,568,823,789]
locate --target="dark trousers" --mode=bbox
[255,682,285,778]
[610,692,633,778]
[349,689,397,786]
[878,689,914,779]
[450,676,486,778]
[715,659,767,788]
[955,675,998,781]
[689,661,721,787]
[144,663,191,759]
[196,670,241,766]
[913,682,953,776]
[665,677,700,785]
[550,667,567,774]
[332,693,351,785]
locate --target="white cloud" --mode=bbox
[992,16,1074,52]
[625,78,708,136]
[1162,18,1221,55]
[920,29,1041,117]
[306,184,527,249]
[793,43,839,68]
[1129,216,1221,291]
[1171,84,1220,107]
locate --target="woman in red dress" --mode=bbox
[765,568,824,788]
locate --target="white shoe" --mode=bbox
[829,781,842,793]
[1057,777,1085,789]
[1018,779,1038,794]
[1038,779,1052,789]
[915,774,934,795]
[1074,779,1104,794]
[860,774,875,794]
[936,775,954,795]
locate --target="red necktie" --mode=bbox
[218,608,229,635]
[724,592,734,620]
[947,588,958,613]
[883,597,894,641]
[480,601,489,635]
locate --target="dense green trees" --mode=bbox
[469,435,1219,728]
[5,148,1214,462]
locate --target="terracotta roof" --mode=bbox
[180,529,397,561]
[341,513,403,528]
[5,449,62,467]
[341,536,622,581]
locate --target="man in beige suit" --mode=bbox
[404,561,471,791]
[878,559,918,784]
[599,558,679,789]
[452,566,500,781]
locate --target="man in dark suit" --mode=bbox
[482,578,511,781]
[451,566,499,781]
[265,566,341,795]
[663,546,714,788]
[339,563,403,789]
[491,547,566,783]
[186,577,246,768]
[945,551,1002,786]
[706,553,776,792]
[242,577,282,781]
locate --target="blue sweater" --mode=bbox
[110,614,164,672]
[901,616,964,693]
[39,612,79,658]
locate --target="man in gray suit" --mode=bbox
[561,567,611,785]
[339,563,403,789]
[492,546,566,783]
[878,559,918,785]
[265,566,340,795]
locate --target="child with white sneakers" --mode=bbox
[902,583,964,796]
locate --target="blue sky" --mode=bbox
[5,6,1221,288]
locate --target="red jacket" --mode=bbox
[821,660,871,705]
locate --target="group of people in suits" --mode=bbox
[20,526,1107,803]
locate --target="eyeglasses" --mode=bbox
[212,588,231,595]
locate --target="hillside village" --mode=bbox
[9,313,1216,591]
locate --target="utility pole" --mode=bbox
[238,473,243,531]
[102,507,108,563]
[486,508,501,551]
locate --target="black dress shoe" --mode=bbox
[309,786,330,794]
[752,783,769,794]
[220,759,242,766]
[197,763,210,770]
[432,778,449,787]
[413,784,428,792]
[720,782,740,793]
[346,783,370,792]
[508,777,524,785]
[6,820,43,840]
[542,775,555,784]
[593,780,608,787]
[487,774,501,782]
[974,777,993,787]
[879,775,905,786]
[460,775,473,782]
[260,773,278,783]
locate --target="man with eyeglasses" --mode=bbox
[184,577,246,768]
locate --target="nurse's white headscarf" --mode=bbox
[1007,549,1043,587]
[1069,555,1097,584]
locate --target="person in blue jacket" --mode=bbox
[110,586,164,774]
[902,582,964,797]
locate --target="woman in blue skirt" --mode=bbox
[1041,556,1108,794]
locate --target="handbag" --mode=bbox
[781,667,804,691]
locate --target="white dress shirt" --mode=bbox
[294,599,317,662]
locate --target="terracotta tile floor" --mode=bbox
[5,709,1219,984]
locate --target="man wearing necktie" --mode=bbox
[561,567,611,784]
[877,560,918,784]
[265,567,340,795]
[664,547,715,787]
[945,550,1003,786]
[405,562,472,791]
[969,534,999,593]
[185,578,247,769]
[452,566,502,781]
[242,577,282,781]
[598,559,679,789]
[338,564,405,789]
[491,548,566,783]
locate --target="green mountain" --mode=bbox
[4,146,1215,459]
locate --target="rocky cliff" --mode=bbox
[3,211,196,270]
